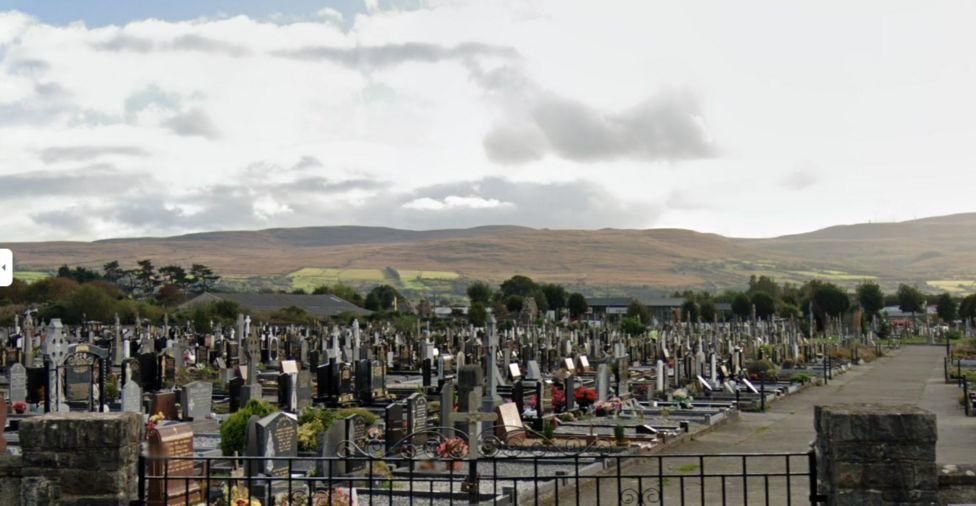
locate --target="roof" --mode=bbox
[180,292,371,318]
[587,297,686,308]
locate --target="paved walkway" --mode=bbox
[562,346,976,505]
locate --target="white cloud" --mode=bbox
[402,195,513,211]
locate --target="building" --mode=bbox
[587,297,733,322]
[180,292,370,319]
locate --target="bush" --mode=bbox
[746,359,777,379]
[790,373,812,384]
[299,419,326,452]
[334,407,378,427]
[613,424,626,443]
[220,399,276,456]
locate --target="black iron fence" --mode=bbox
[137,450,819,505]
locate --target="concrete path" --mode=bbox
[560,346,976,505]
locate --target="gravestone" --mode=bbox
[564,375,576,411]
[248,412,301,501]
[150,391,179,420]
[65,354,93,403]
[296,370,313,410]
[439,382,455,439]
[596,364,610,402]
[344,414,367,472]
[139,353,159,391]
[122,380,143,413]
[227,377,243,413]
[384,402,406,451]
[0,393,6,453]
[508,363,522,381]
[579,355,592,373]
[146,423,202,505]
[406,393,428,445]
[8,362,27,403]
[317,419,347,476]
[494,401,525,443]
[526,360,542,380]
[180,381,213,421]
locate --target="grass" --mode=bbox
[675,463,700,474]
[928,279,976,294]
[288,268,386,291]
[13,271,50,283]
[398,270,460,281]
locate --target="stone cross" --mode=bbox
[44,319,69,412]
[448,390,497,459]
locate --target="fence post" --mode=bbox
[814,404,937,505]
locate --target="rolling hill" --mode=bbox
[8,213,976,295]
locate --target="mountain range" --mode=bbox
[8,213,976,295]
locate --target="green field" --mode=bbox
[13,271,50,283]
[286,267,463,293]
[928,279,976,294]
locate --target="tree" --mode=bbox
[959,294,976,322]
[936,293,957,323]
[567,292,588,318]
[897,284,925,314]
[364,285,400,311]
[468,301,488,326]
[746,275,781,299]
[626,299,652,324]
[63,284,115,323]
[135,259,158,294]
[26,277,79,303]
[57,265,102,283]
[102,261,123,283]
[499,275,537,297]
[680,300,699,322]
[466,281,494,304]
[157,284,186,307]
[505,295,524,313]
[751,292,776,319]
[619,317,645,337]
[731,293,751,319]
[700,300,716,321]
[189,264,220,293]
[811,282,850,317]
[856,282,885,316]
[159,265,189,288]
[539,283,567,312]
[0,278,28,305]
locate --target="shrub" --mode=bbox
[220,399,275,456]
[790,373,812,384]
[613,424,626,443]
[334,407,378,427]
[746,359,777,379]
[299,419,326,452]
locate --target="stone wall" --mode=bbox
[0,455,23,506]
[6,412,142,506]
[814,404,938,505]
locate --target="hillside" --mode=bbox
[8,213,976,295]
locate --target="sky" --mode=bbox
[2,1,976,242]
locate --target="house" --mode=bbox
[587,297,687,321]
[179,292,370,319]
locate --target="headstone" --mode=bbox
[494,401,526,443]
[344,414,367,472]
[384,402,406,451]
[122,380,142,413]
[147,423,202,505]
[439,382,455,439]
[406,393,428,445]
[317,420,347,476]
[8,363,26,404]
[526,360,542,380]
[65,354,93,403]
[180,381,213,421]
[596,363,610,402]
[150,391,179,420]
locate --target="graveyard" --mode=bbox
[3,270,974,505]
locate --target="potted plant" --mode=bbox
[12,401,27,414]
[613,425,626,446]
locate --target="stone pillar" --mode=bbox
[19,412,142,505]
[815,404,937,505]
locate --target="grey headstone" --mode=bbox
[122,380,142,413]
[180,380,213,421]
[8,363,27,403]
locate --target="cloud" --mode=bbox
[93,33,251,57]
[379,177,659,230]
[31,208,95,234]
[484,86,716,164]
[163,108,220,139]
[272,42,518,70]
[39,145,149,164]
[665,189,710,211]
[781,168,818,190]
[2,166,147,199]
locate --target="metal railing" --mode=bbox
[137,450,820,505]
